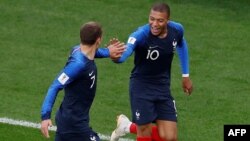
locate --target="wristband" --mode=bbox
[182,74,189,77]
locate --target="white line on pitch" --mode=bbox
[0,117,134,141]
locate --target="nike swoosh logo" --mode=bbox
[89,71,94,76]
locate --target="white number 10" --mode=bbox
[146,50,159,60]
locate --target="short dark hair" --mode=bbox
[151,2,170,18]
[80,22,102,45]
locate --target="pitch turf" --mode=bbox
[0,0,250,140]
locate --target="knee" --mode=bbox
[159,132,177,141]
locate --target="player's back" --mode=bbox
[56,45,98,133]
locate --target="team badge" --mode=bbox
[90,135,96,141]
[135,110,140,120]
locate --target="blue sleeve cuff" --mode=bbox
[41,112,51,120]
[115,44,134,63]
[95,48,110,58]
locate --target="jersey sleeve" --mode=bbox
[95,48,110,58]
[170,21,189,77]
[176,37,190,77]
[115,27,145,63]
[41,61,84,120]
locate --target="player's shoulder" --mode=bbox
[138,24,150,34]
[168,21,184,32]
[70,45,81,54]
[132,24,150,38]
[67,45,87,68]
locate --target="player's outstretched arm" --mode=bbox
[94,39,125,59]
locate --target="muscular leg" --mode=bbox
[110,115,171,141]
[137,123,152,137]
[136,123,152,141]
[156,120,177,141]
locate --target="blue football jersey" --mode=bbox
[117,21,189,84]
[41,45,108,133]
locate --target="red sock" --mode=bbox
[130,123,137,134]
[137,136,152,141]
[152,126,165,141]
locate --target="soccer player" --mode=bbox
[110,2,193,141]
[40,21,125,141]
